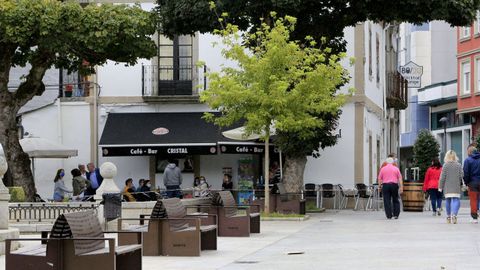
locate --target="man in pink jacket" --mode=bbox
[378,158,404,219]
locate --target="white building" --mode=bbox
[16,3,402,198]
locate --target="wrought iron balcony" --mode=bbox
[386,71,408,110]
[142,64,208,103]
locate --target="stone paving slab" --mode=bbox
[221,208,480,270]
[2,207,480,270]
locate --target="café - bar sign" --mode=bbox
[102,146,217,156]
[398,61,423,88]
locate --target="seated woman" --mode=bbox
[194,176,211,198]
[138,179,157,201]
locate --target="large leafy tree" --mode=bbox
[156,0,479,53]
[156,0,480,193]
[201,16,348,212]
[0,0,156,200]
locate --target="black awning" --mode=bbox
[99,112,223,156]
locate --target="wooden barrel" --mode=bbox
[401,182,424,212]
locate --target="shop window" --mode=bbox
[155,156,195,173]
[431,110,471,130]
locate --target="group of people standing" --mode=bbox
[53,163,103,202]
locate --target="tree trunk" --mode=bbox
[0,107,35,201]
[264,133,270,214]
[282,155,307,194]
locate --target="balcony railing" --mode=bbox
[142,64,208,98]
[386,71,408,110]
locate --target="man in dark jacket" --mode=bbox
[85,162,104,199]
[463,146,480,222]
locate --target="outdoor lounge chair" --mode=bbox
[274,183,306,214]
[160,198,217,256]
[117,198,217,256]
[206,191,260,236]
[5,210,142,270]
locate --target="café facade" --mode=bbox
[98,112,279,191]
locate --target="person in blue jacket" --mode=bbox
[463,145,480,223]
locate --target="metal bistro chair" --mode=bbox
[337,184,356,209]
[320,183,336,209]
[304,183,317,198]
[369,184,383,211]
[354,183,372,210]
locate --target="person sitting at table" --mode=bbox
[123,178,136,202]
[222,174,233,190]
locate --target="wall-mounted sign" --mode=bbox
[398,61,423,88]
[101,146,217,157]
[219,144,279,154]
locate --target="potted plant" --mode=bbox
[64,84,73,97]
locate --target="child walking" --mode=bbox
[439,150,464,224]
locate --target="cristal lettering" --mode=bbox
[167,148,188,154]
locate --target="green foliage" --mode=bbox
[0,0,157,74]
[156,0,480,53]
[260,212,305,218]
[413,129,440,182]
[201,16,348,146]
[8,186,25,202]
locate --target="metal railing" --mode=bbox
[9,202,99,223]
[386,71,408,110]
[142,64,208,97]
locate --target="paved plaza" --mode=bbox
[3,206,480,270]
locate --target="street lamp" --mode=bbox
[439,117,448,157]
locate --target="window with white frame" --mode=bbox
[476,58,480,92]
[462,61,471,95]
[462,26,471,39]
[476,11,480,34]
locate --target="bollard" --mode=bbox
[94,162,121,230]
[94,162,120,201]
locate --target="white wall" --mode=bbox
[21,101,91,199]
[99,155,150,190]
[364,22,386,107]
[97,59,150,97]
[430,21,457,83]
[303,104,356,188]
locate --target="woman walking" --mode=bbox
[439,150,464,224]
[423,158,443,216]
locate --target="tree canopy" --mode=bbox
[0,0,157,200]
[156,0,480,52]
[201,15,349,207]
